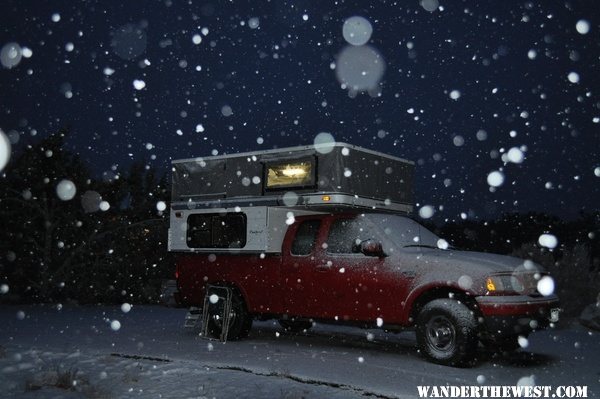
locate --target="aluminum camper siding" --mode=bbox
[171,143,414,207]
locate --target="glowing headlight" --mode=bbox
[486,277,497,291]
[485,275,521,294]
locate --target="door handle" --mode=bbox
[316,262,332,272]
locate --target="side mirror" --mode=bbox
[360,240,386,258]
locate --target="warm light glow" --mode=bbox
[281,167,308,177]
[266,160,314,188]
[486,277,496,291]
[322,195,331,202]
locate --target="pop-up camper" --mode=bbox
[168,142,414,253]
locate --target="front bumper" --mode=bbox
[476,294,560,337]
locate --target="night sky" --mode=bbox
[1,0,599,221]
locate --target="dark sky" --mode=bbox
[1,0,599,221]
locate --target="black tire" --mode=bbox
[416,299,478,367]
[278,318,313,333]
[206,291,252,340]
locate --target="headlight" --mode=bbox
[485,275,524,294]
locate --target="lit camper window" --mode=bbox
[187,213,247,249]
[265,158,315,189]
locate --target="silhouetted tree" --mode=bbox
[0,130,172,304]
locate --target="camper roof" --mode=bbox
[170,142,414,214]
[171,142,414,165]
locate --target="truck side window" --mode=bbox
[187,213,247,248]
[291,220,321,255]
[327,218,367,254]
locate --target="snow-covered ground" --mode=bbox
[0,305,598,398]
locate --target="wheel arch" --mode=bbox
[407,285,481,325]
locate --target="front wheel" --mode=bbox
[206,291,252,340]
[416,299,478,367]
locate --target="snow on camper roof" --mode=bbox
[171,142,414,213]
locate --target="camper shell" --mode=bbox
[168,143,414,253]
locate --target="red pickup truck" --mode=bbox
[175,212,560,366]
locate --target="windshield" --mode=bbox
[365,214,442,248]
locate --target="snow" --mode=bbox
[476,129,487,141]
[538,233,558,249]
[110,320,121,331]
[527,49,537,60]
[487,170,505,187]
[436,238,449,249]
[99,201,110,211]
[342,16,373,46]
[506,147,525,164]
[537,276,556,296]
[248,17,260,29]
[282,191,299,206]
[457,275,472,290]
[418,205,435,219]
[192,34,202,45]
[221,105,233,117]
[335,45,385,94]
[313,132,336,154]
[449,90,461,100]
[0,129,11,171]
[56,179,76,201]
[568,72,580,84]
[576,20,590,35]
[21,47,32,58]
[156,201,166,212]
[132,79,146,90]
[1,305,598,398]
[81,190,102,213]
[420,0,439,12]
[1,43,22,69]
[453,135,464,146]
[285,212,295,225]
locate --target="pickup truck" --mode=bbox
[175,211,560,366]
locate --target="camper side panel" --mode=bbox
[318,147,414,205]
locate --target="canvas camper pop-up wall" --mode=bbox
[168,143,414,253]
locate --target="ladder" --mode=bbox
[183,285,233,342]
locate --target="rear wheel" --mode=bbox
[206,291,252,340]
[278,318,313,333]
[416,299,478,367]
